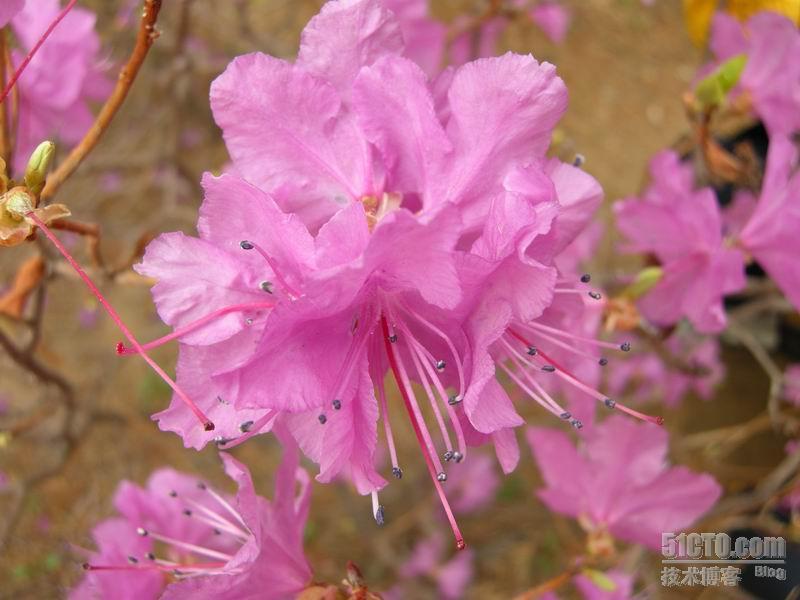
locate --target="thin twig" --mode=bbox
[24,280,47,354]
[50,218,106,270]
[727,322,785,431]
[41,0,164,201]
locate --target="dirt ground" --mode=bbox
[0,1,787,598]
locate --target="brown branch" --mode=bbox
[50,218,106,270]
[727,322,785,432]
[0,327,74,406]
[40,0,164,201]
[24,279,47,354]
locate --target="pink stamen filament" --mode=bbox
[28,212,215,431]
[407,335,454,454]
[509,329,663,426]
[381,315,465,551]
[179,497,250,541]
[521,327,599,362]
[372,342,401,474]
[396,300,465,399]
[242,240,302,299]
[0,0,78,105]
[144,530,234,562]
[498,361,564,418]
[385,329,446,476]
[84,561,227,574]
[116,302,275,355]
[507,329,573,375]
[524,322,620,351]
[406,334,467,458]
[203,486,249,532]
[499,340,568,417]
[216,409,277,450]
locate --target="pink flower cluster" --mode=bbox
[72,436,311,599]
[615,138,800,334]
[126,0,673,548]
[3,1,740,596]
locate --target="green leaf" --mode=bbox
[695,54,747,109]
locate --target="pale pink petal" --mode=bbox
[437,53,568,208]
[527,427,588,517]
[608,467,721,550]
[153,336,275,450]
[740,136,800,309]
[297,0,404,92]
[69,519,162,600]
[210,53,372,210]
[492,426,520,474]
[352,56,451,205]
[135,232,267,345]
[314,201,371,269]
[198,172,316,286]
[538,159,603,257]
[709,12,746,59]
[739,12,800,135]
[529,2,571,44]
[437,548,475,599]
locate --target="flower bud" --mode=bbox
[694,54,747,110]
[24,141,55,196]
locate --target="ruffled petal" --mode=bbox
[297,0,404,92]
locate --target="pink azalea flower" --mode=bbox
[72,441,312,599]
[783,364,800,406]
[737,135,800,311]
[0,0,24,28]
[527,416,722,550]
[456,158,663,460]
[10,0,112,174]
[136,0,579,546]
[398,533,475,600]
[709,11,800,136]
[614,151,746,333]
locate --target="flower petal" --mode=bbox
[297,0,404,92]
